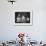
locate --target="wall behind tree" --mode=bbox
[0,0,46,41]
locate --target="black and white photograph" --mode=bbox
[15,11,32,26]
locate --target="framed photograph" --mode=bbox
[15,10,33,26]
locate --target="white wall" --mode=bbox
[0,0,46,41]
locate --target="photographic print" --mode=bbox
[15,11,32,26]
